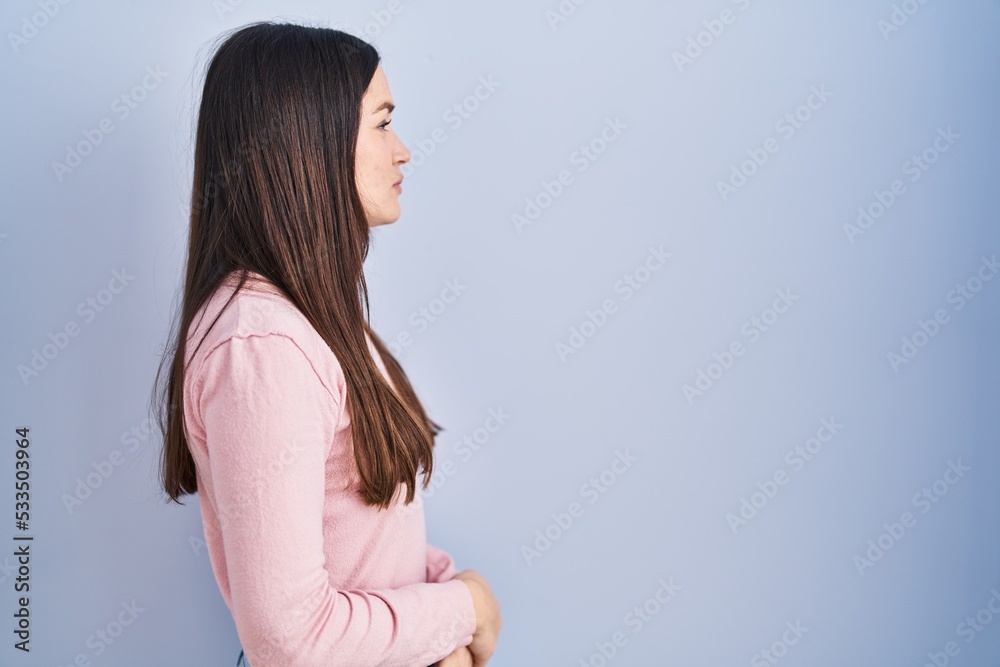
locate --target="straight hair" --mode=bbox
[153,21,441,510]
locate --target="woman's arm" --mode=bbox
[195,333,476,667]
[426,543,459,583]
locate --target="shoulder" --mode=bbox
[184,272,346,404]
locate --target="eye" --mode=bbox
[379,118,392,132]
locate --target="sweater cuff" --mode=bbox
[443,578,477,648]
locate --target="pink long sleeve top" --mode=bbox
[182,270,476,666]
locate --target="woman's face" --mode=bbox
[355,65,411,227]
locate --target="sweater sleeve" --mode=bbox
[426,544,460,583]
[195,332,476,667]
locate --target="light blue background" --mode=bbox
[1,0,998,665]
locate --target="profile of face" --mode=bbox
[355,65,411,227]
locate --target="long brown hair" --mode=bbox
[153,21,441,510]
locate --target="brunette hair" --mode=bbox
[153,21,441,510]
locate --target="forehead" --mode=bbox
[363,65,392,112]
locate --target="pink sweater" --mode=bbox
[182,270,476,666]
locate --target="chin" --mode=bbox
[367,199,402,227]
[373,219,396,227]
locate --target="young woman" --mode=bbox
[154,21,502,667]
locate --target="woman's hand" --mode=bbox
[436,645,474,667]
[453,569,502,666]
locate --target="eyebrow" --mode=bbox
[373,101,395,114]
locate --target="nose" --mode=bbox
[394,135,410,165]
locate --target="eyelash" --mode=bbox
[379,119,392,132]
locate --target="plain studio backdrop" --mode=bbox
[2,0,999,665]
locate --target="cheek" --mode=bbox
[365,165,382,184]
[356,140,377,179]
[377,148,394,177]
[355,136,394,197]
[357,163,380,196]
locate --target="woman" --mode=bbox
[154,21,502,666]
